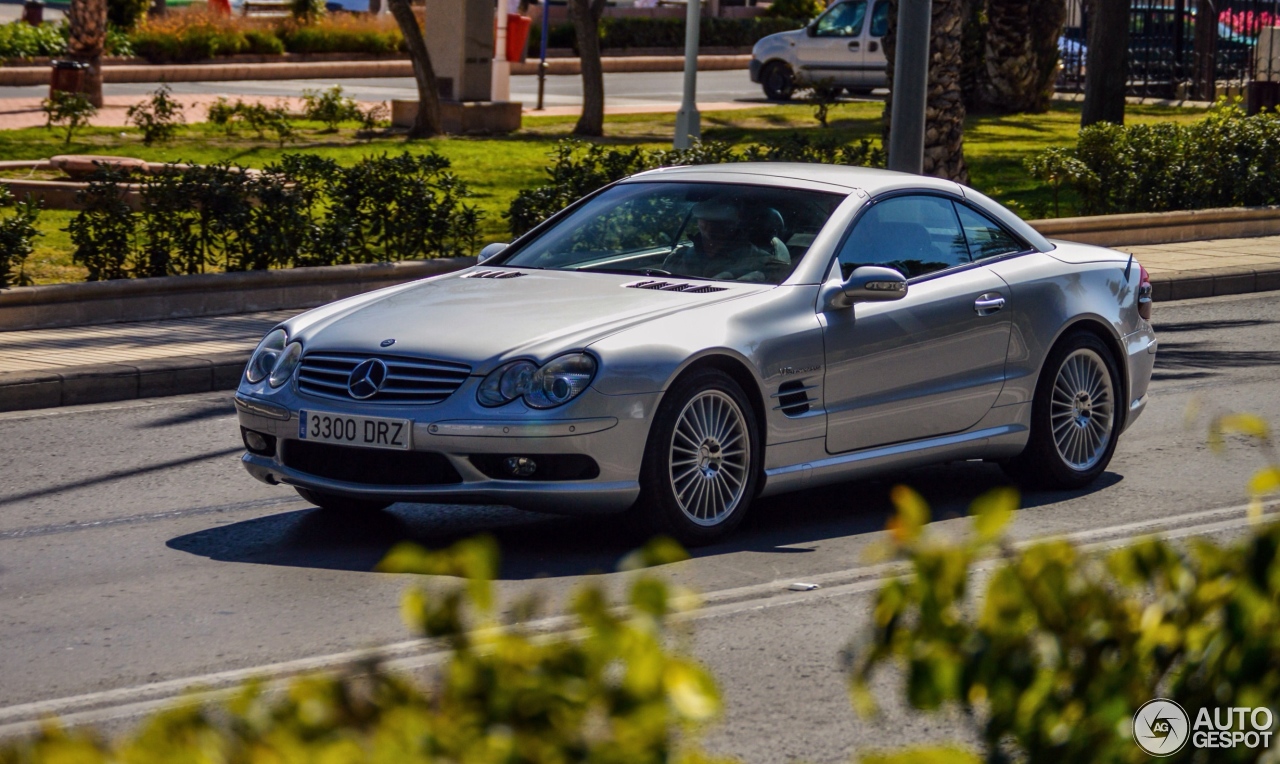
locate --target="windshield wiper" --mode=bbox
[575,265,716,281]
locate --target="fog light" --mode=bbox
[504,456,538,477]
[241,427,275,455]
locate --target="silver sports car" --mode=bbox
[235,164,1157,544]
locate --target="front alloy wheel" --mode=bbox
[635,368,760,545]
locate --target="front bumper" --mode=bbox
[234,383,659,515]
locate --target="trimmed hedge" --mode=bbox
[127,11,402,63]
[527,16,803,55]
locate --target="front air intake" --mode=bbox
[463,270,526,279]
[774,379,817,416]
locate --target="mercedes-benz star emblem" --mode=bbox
[347,358,388,400]
[380,338,396,348]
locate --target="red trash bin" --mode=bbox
[497,14,531,63]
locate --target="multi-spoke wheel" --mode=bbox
[1003,332,1123,489]
[634,368,761,545]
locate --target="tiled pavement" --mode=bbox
[0,235,1278,411]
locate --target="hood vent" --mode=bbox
[464,269,525,279]
[773,379,817,417]
[624,280,727,294]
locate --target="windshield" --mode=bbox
[497,181,846,285]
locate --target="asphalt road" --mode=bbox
[0,69,770,109]
[2,291,1279,760]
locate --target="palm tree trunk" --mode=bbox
[975,0,1065,113]
[882,0,969,183]
[1081,0,1130,126]
[388,0,442,137]
[67,0,107,107]
[569,0,606,136]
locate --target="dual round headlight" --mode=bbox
[245,329,303,388]
[477,353,597,409]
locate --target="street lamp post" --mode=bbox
[493,0,511,102]
[674,0,701,149]
[536,0,549,110]
[886,0,930,174]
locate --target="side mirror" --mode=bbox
[477,242,508,263]
[805,23,817,36]
[826,265,907,310]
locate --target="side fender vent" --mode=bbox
[624,280,728,293]
[464,270,526,279]
[773,379,817,417]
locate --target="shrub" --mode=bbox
[126,84,186,145]
[107,0,149,30]
[507,137,885,236]
[760,0,823,20]
[128,9,281,61]
[0,187,41,289]
[1027,99,1280,216]
[0,536,731,764]
[302,84,363,130]
[0,20,66,58]
[41,90,97,145]
[851,413,1280,763]
[277,14,403,54]
[68,168,135,281]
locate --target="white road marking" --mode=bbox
[0,498,1274,737]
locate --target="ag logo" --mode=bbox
[1134,698,1190,756]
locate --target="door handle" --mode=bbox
[848,41,860,50]
[974,293,1006,315]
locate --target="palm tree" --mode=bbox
[975,0,1066,113]
[67,0,107,107]
[882,0,969,184]
[388,0,442,137]
[568,0,607,136]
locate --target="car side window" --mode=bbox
[870,0,889,37]
[813,0,866,37]
[953,203,1026,260]
[836,195,971,279]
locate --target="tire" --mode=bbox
[761,61,796,102]
[295,486,391,514]
[1002,331,1123,490]
[632,368,762,546]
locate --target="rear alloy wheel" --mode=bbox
[295,486,391,514]
[761,61,796,101]
[1003,332,1121,489]
[635,368,761,546]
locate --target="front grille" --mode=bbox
[281,440,462,486]
[297,352,471,404]
[624,280,727,294]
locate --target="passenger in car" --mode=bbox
[664,200,780,281]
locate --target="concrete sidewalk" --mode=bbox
[1,235,1278,413]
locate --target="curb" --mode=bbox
[0,54,751,87]
[2,262,1277,414]
[0,352,247,413]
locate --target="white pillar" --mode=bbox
[492,0,511,102]
[674,0,701,148]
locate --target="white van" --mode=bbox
[749,0,890,100]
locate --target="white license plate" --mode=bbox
[298,410,412,450]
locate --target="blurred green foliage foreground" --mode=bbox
[3,414,1280,763]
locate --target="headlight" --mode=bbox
[477,353,597,408]
[245,329,287,384]
[268,342,303,388]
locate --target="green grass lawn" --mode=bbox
[1,100,1209,285]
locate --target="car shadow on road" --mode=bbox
[166,461,1122,580]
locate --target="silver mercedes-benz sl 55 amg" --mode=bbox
[235,163,1157,544]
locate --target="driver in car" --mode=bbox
[664,200,777,282]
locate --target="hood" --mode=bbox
[287,269,766,371]
[753,28,804,56]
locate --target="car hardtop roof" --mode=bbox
[624,162,964,196]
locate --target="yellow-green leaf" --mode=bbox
[664,660,720,721]
[887,485,930,544]
[618,536,691,571]
[971,487,1019,542]
[1248,466,1280,497]
[1216,412,1271,441]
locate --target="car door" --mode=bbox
[858,0,890,89]
[821,194,1013,454]
[794,0,867,89]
